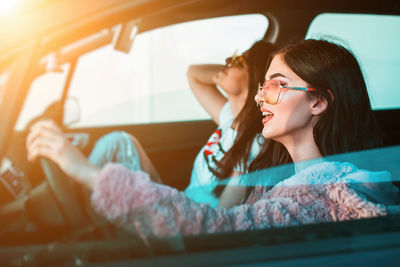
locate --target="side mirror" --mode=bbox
[63,96,80,126]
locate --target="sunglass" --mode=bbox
[225,51,248,70]
[256,79,317,105]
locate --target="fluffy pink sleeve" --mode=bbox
[91,163,386,238]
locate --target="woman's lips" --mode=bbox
[262,116,273,124]
[261,108,274,125]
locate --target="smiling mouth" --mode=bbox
[262,111,274,124]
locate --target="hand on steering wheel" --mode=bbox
[26,119,98,190]
[26,119,101,231]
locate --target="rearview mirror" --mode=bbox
[114,20,139,53]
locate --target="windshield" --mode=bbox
[172,145,400,232]
[1,145,398,264]
[220,145,400,188]
[127,145,400,256]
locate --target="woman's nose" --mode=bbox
[225,57,231,66]
[254,89,264,107]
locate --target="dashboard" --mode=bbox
[0,157,30,205]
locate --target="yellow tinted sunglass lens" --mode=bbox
[263,80,281,104]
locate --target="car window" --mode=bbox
[67,14,268,128]
[306,13,400,110]
[14,64,70,130]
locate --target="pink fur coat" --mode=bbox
[91,161,396,238]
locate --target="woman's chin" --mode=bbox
[262,128,274,139]
[262,127,282,143]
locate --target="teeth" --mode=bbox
[262,112,273,116]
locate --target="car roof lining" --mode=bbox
[2,0,400,57]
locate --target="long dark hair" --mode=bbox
[212,41,275,196]
[249,39,382,175]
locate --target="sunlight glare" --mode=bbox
[0,0,21,16]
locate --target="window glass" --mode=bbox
[68,14,268,128]
[14,64,69,130]
[306,14,400,110]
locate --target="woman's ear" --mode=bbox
[310,95,329,116]
[311,89,333,116]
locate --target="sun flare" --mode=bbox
[0,0,21,16]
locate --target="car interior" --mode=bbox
[0,0,399,265]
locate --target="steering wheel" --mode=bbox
[23,108,107,235]
[39,158,90,231]
[39,158,123,240]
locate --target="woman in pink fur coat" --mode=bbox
[26,39,399,238]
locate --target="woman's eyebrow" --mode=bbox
[268,73,287,79]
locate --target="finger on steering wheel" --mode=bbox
[30,119,64,136]
[27,120,67,162]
